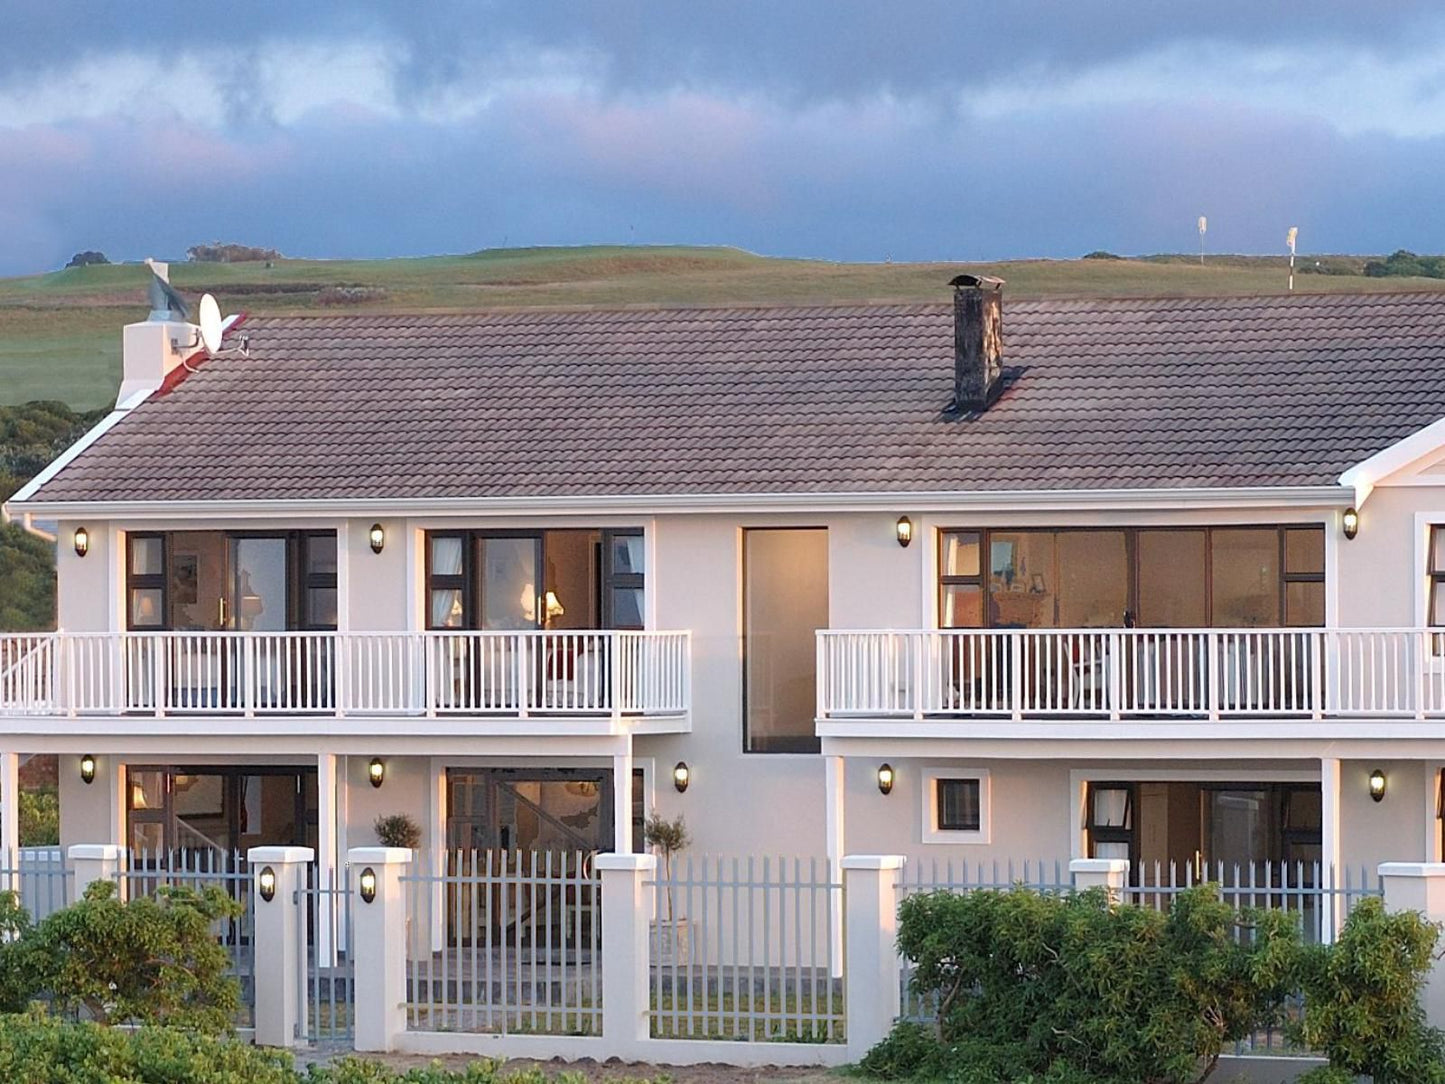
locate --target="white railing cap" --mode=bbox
[347,846,412,864]
[67,843,123,861]
[246,845,314,864]
[593,852,657,871]
[1378,862,1445,879]
[1070,858,1131,874]
[841,854,906,871]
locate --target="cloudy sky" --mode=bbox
[5,2,1445,275]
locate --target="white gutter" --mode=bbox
[4,484,1353,522]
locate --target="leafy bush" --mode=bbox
[18,787,57,847]
[374,812,422,849]
[63,250,110,268]
[874,885,1300,1084]
[187,242,282,263]
[1363,249,1445,279]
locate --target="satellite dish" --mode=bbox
[198,294,223,354]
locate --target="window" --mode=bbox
[1429,527,1445,629]
[604,530,646,630]
[922,768,990,843]
[127,533,166,629]
[1085,782,1135,862]
[743,528,828,753]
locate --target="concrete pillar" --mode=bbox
[349,846,412,1053]
[596,852,655,1051]
[68,843,122,900]
[1321,757,1342,942]
[824,756,845,976]
[613,746,634,853]
[1379,862,1445,1030]
[248,845,313,1048]
[1070,857,1130,901]
[842,854,904,1060]
[0,751,18,882]
[316,754,339,966]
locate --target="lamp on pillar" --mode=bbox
[359,867,378,903]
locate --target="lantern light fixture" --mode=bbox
[368,758,385,788]
[258,866,277,902]
[369,523,385,554]
[1343,507,1360,540]
[79,754,96,785]
[673,761,690,793]
[895,517,913,548]
[73,527,89,557]
[359,867,378,904]
[1369,769,1387,803]
[877,763,895,795]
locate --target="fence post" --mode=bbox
[1379,863,1445,1030]
[1070,858,1130,902]
[67,843,122,900]
[843,854,905,1061]
[596,852,655,1054]
[349,846,412,1053]
[248,846,313,1048]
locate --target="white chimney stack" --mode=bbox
[117,260,200,406]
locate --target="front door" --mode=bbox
[128,766,319,861]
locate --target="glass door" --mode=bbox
[230,537,289,707]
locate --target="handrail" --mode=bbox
[817,627,1445,722]
[0,629,691,720]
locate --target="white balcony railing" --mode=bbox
[0,630,690,719]
[817,628,1445,722]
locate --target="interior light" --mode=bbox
[673,761,690,793]
[359,867,378,904]
[368,758,385,788]
[79,755,96,785]
[895,517,913,548]
[1369,769,1387,803]
[369,523,385,554]
[1342,507,1360,540]
[258,866,277,902]
[877,763,895,795]
[73,527,89,557]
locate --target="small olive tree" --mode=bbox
[373,812,422,850]
[643,812,690,921]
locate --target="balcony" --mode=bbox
[816,628,1445,739]
[0,630,691,736]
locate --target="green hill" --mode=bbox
[2,245,1443,411]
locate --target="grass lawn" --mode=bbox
[4,245,1445,410]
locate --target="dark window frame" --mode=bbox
[602,528,646,630]
[935,777,983,832]
[1085,781,1138,865]
[1430,526,1445,630]
[126,532,169,630]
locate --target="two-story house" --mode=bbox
[6,274,1445,916]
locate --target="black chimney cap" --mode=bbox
[948,274,1005,290]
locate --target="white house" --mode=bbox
[6,275,1445,912]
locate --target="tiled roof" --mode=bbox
[24,292,1445,503]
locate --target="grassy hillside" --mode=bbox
[4,245,1445,410]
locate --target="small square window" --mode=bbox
[922,768,990,844]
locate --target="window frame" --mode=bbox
[1429,526,1445,631]
[921,767,991,844]
[1084,780,1137,864]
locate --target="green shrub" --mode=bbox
[18,788,58,847]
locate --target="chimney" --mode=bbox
[949,274,1005,413]
[117,260,199,406]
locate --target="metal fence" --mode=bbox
[647,855,845,1043]
[402,849,600,1035]
[300,862,354,1044]
[0,846,70,922]
[115,847,256,1029]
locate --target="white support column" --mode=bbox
[349,846,412,1053]
[248,846,313,1048]
[613,742,634,854]
[108,760,127,849]
[429,757,446,954]
[1321,756,1342,942]
[68,843,122,899]
[0,751,18,879]
[842,854,904,1061]
[1070,857,1130,902]
[317,753,339,966]
[596,852,655,1052]
[824,755,845,976]
[1380,863,1445,1030]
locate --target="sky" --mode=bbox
[5,2,1445,275]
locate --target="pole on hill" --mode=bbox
[1197,216,1207,265]
[1287,227,1298,292]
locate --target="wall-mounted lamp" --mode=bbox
[1342,507,1360,540]
[73,527,89,557]
[359,867,378,904]
[895,517,913,548]
[369,523,386,554]
[1369,769,1387,803]
[673,761,690,793]
[368,758,385,788]
[79,754,96,785]
[258,866,277,902]
[877,763,895,795]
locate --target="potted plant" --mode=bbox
[645,811,692,965]
[374,813,422,850]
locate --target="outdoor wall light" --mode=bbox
[673,761,690,793]
[72,527,89,557]
[877,763,895,795]
[895,516,913,548]
[79,754,96,785]
[258,866,277,902]
[368,758,385,788]
[359,867,378,904]
[369,523,385,554]
[1342,507,1360,540]
[1369,769,1387,802]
